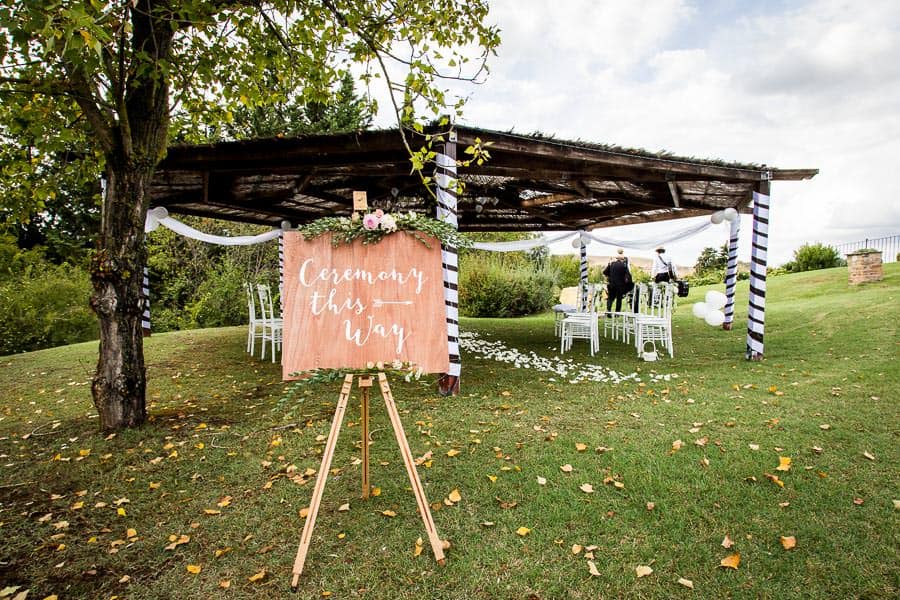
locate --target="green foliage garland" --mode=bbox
[299,211,470,249]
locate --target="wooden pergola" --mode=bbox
[149,124,817,231]
[148,124,817,380]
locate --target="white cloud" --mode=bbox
[369,0,900,265]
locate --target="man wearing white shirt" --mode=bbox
[652,247,676,283]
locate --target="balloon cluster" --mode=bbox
[144,206,169,232]
[692,291,727,327]
[710,207,739,224]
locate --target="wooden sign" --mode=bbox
[352,191,368,212]
[282,232,449,378]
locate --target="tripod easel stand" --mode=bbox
[290,372,445,588]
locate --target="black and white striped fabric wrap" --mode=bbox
[141,266,151,332]
[579,233,589,311]
[746,191,769,358]
[436,144,461,377]
[278,232,285,318]
[723,217,741,325]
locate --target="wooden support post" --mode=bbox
[377,373,446,565]
[359,375,372,499]
[291,374,353,588]
[746,179,770,360]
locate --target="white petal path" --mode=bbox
[458,331,676,385]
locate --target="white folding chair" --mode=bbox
[634,284,674,358]
[245,282,265,357]
[256,283,284,363]
[559,285,600,355]
[604,283,643,344]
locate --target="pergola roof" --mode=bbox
[149,124,817,231]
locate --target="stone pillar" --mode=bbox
[847,250,883,284]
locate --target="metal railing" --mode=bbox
[834,235,899,263]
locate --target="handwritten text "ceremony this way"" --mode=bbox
[297,258,429,353]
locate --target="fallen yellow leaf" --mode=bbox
[487,475,497,483]
[575,443,587,452]
[571,544,583,554]
[216,496,232,508]
[635,565,653,578]
[560,464,573,473]
[186,564,202,574]
[446,449,461,457]
[721,534,734,549]
[299,507,309,518]
[579,483,594,494]
[248,569,266,582]
[126,528,137,539]
[337,503,350,512]
[677,577,694,589]
[776,457,792,472]
[780,535,796,550]
[588,560,601,577]
[448,488,462,503]
[219,580,231,589]
[764,473,785,488]
[203,509,221,515]
[515,526,531,536]
[382,510,397,518]
[536,476,547,486]
[719,553,741,569]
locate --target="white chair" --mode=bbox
[604,283,642,344]
[553,283,590,337]
[256,283,284,363]
[245,282,265,357]
[634,284,674,358]
[559,285,600,355]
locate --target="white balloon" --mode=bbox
[281,220,292,230]
[150,206,169,220]
[710,211,725,224]
[692,302,709,319]
[723,207,738,222]
[705,290,727,310]
[571,236,581,248]
[705,309,725,327]
[145,218,159,233]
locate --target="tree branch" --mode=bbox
[61,64,115,154]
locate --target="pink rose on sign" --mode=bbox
[362,213,380,230]
[374,209,385,218]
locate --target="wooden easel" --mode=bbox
[290,372,445,588]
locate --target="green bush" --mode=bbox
[549,255,604,288]
[789,243,844,272]
[186,260,248,328]
[0,262,96,355]
[460,254,557,317]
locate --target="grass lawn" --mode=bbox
[1,264,898,599]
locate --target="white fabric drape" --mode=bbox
[469,220,714,253]
[147,212,715,252]
[470,232,573,252]
[146,214,283,246]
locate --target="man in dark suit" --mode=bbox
[602,248,632,314]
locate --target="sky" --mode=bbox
[372,0,900,267]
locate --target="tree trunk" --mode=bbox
[88,0,175,431]
[90,163,154,430]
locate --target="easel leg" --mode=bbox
[290,374,353,588]
[377,372,446,565]
[359,376,371,499]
